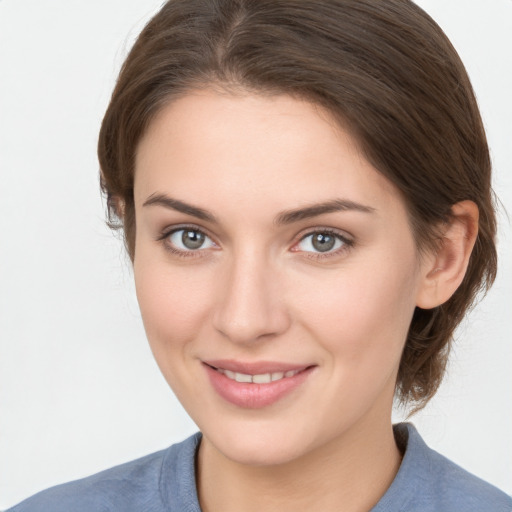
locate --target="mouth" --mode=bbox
[202,360,316,408]
[206,364,304,384]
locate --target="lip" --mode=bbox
[204,359,310,375]
[203,360,315,409]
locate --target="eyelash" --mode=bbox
[157,225,215,259]
[156,225,354,260]
[293,228,354,260]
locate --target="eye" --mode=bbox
[165,228,216,252]
[294,230,352,255]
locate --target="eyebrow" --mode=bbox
[143,193,217,223]
[143,193,376,225]
[275,199,376,225]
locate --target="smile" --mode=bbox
[203,361,315,408]
[215,368,302,384]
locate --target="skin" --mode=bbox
[132,90,478,512]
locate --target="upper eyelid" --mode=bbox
[158,224,213,240]
[295,226,354,243]
[296,232,350,246]
[159,226,217,257]
[157,226,218,255]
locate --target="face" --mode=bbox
[133,90,430,466]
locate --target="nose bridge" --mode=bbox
[213,246,290,344]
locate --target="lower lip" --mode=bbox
[204,364,314,409]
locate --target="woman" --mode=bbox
[6,0,511,510]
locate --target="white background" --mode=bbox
[0,0,511,508]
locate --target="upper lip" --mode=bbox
[203,359,313,375]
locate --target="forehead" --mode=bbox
[134,89,402,216]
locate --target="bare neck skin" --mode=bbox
[197,399,402,512]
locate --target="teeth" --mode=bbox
[235,373,252,383]
[218,368,301,383]
[253,373,272,384]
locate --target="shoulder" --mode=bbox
[6,450,168,512]
[382,423,512,512]
[6,433,202,512]
[424,444,512,511]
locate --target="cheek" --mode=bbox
[133,252,213,355]
[133,254,219,408]
[293,257,419,368]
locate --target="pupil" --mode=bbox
[182,230,205,249]
[312,233,335,252]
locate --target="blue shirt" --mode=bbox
[7,423,512,511]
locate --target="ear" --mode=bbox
[416,200,479,309]
[108,194,126,220]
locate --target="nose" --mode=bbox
[212,251,291,345]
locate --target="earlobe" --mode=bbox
[109,194,126,220]
[416,200,479,309]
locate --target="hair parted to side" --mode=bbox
[98,0,497,411]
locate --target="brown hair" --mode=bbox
[98,0,497,411]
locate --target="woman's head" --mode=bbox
[98,0,496,412]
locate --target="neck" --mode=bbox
[197,413,402,512]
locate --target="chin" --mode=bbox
[220,437,307,467]
[201,417,320,467]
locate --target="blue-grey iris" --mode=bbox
[182,230,205,249]
[312,233,335,252]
